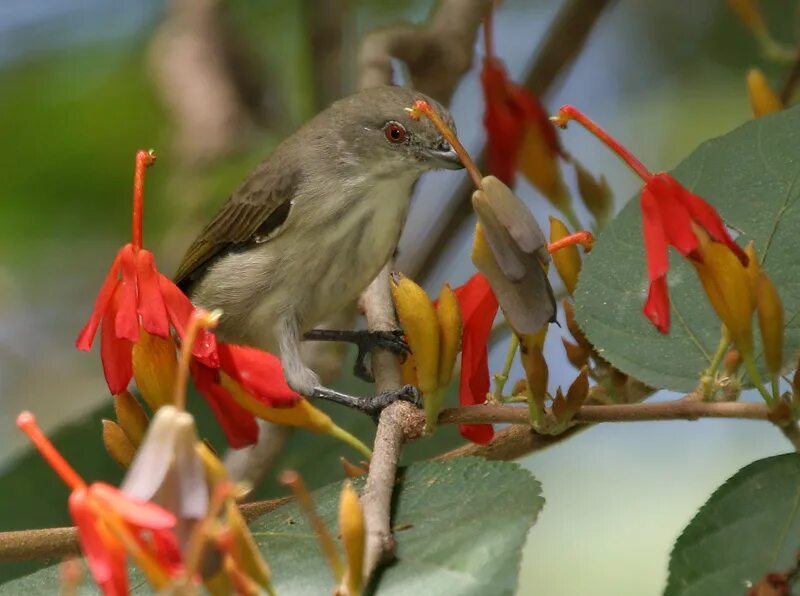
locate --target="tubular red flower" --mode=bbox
[76,151,218,397]
[191,343,302,448]
[480,9,562,187]
[70,483,183,595]
[552,106,748,333]
[454,273,499,444]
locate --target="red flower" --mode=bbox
[191,342,302,448]
[481,7,563,187]
[70,483,183,595]
[454,273,499,444]
[17,412,183,595]
[552,106,748,333]
[76,150,217,395]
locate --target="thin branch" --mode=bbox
[0,498,289,562]
[437,401,770,425]
[356,0,491,582]
[436,424,580,461]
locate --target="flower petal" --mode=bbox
[647,174,699,258]
[481,59,525,186]
[159,275,219,367]
[667,174,748,266]
[191,362,259,448]
[640,185,670,283]
[76,249,124,351]
[90,483,177,529]
[454,273,499,444]
[115,244,140,343]
[69,488,128,594]
[217,343,301,407]
[101,285,134,394]
[135,249,170,338]
[643,276,671,334]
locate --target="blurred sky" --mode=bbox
[0,0,795,594]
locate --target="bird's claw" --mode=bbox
[360,384,422,418]
[352,329,410,383]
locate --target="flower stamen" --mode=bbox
[131,149,157,251]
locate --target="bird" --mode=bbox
[175,85,463,416]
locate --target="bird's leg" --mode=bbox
[279,318,419,418]
[302,328,409,382]
[310,385,422,419]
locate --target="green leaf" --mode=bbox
[575,106,800,391]
[255,458,543,595]
[665,453,800,595]
[2,458,543,595]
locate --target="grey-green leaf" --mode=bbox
[575,106,800,391]
[1,458,543,595]
[256,458,543,595]
[665,453,800,595]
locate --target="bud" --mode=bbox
[727,0,766,35]
[563,299,591,351]
[436,283,462,388]
[691,233,755,357]
[131,328,178,410]
[517,121,570,211]
[339,481,365,596]
[549,216,581,294]
[747,68,782,117]
[520,343,548,412]
[114,391,149,447]
[574,161,612,227]
[564,368,589,418]
[102,419,136,468]
[755,272,784,375]
[400,353,418,387]
[562,338,590,370]
[390,274,440,397]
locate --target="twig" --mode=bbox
[356,0,491,582]
[0,498,289,562]
[404,0,616,279]
[436,424,580,461]
[778,420,800,451]
[437,401,770,425]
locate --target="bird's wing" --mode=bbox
[174,166,298,289]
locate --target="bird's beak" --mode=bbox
[426,147,464,170]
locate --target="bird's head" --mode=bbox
[323,86,463,176]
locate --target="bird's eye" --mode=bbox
[384,122,406,144]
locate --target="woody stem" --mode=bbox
[131,150,156,251]
[551,106,653,181]
[409,100,483,189]
[16,412,85,491]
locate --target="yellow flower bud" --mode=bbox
[517,124,570,211]
[102,419,135,468]
[390,274,440,397]
[755,272,784,375]
[691,238,755,357]
[435,283,462,388]
[131,328,177,410]
[113,391,149,447]
[339,481,365,596]
[727,0,767,35]
[549,216,581,294]
[747,68,782,118]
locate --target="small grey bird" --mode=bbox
[175,85,462,414]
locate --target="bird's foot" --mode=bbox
[302,328,410,383]
[310,384,421,419]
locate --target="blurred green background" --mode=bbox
[0,0,796,593]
